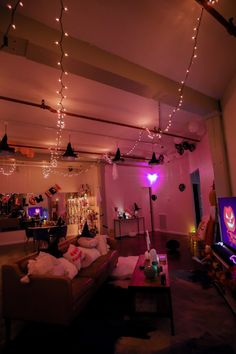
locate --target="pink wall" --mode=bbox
[189,134,215,217]
[0,165,98,194]
[0,164,100,244]
[104,156,196,236]
[222,73,236,195]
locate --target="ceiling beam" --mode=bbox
[0,7,218,116]
[195,0,236,37]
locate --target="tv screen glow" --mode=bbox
[218,197,236,252]
[28,206,43,218]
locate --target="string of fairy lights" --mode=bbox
[163,7,204,133]
[109,7,205,161]
[49,0,69,168]
[0,1,23,50]
[0,1,220,176]
[42,164,94,179]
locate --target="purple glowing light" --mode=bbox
[147,173,158,184]
[230,255,236,265]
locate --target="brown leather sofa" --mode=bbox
[2,237,119,341]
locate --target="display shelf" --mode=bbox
[211,250,236,316]
[66,185,99,234]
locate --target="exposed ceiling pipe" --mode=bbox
[195,0,236,37]
[0,95,200,142]
[10,142,151,161]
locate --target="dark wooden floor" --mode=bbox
[116,231,195,270]
[0,231,193,266]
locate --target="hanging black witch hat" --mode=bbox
[62,142,78,158]
[0,133,15,155]
[134,203,141,211]
[148,152,160,165]
[81,221,91,237]
[112,148,124,162]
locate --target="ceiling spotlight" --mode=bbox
[112,148,124,162]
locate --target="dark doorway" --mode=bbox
[190,170,202,227]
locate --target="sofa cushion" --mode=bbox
[63,244,84,270]
[77,237,98,248]
[95,234,109,255]
[79,250,118,279]
[71,276,94,301]
[78,247,101,268]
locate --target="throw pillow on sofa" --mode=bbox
[27,252,65,276]
[77,237,98,248]
[58,258,78,279]
[63,244,85,271]
[77,246,101,268]
[95,234,109,255]
[196,215,210,240]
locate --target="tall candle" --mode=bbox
[145,230,151,251]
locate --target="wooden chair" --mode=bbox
[33,228,50,251]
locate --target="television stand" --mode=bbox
[211,249,236,316]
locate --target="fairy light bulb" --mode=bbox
[163,7,203,132]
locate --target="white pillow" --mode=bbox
[78,246,101,268]
[27,252,65,277]
[63,244,84,271]
[95,234,109,255]
[77,237,98,248]
[58,258,78,279]
[196,215,210,240]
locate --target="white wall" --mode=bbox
[222,73,236,195]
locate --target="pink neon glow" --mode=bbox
[147,173,158,184]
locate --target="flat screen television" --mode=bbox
[28,206,43,218]
[217,197,236,254]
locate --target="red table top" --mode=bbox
[129,254,170,288]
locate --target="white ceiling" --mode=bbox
[0,0,236,165]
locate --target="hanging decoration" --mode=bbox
[112,163,118,180]
[179,183,186,192]
[0,159,16,176]
[125,130,144,156]
[49,0,69,169]
[0,1,23,50]
[163,7,204,132]
[45,184,61,198]
[145,101,162,140]
[112,148,124,162]
[42,164,94,179]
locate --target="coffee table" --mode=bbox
[128,254,175,335]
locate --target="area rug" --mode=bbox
[115,269,236,354]
[2,267,236,354]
